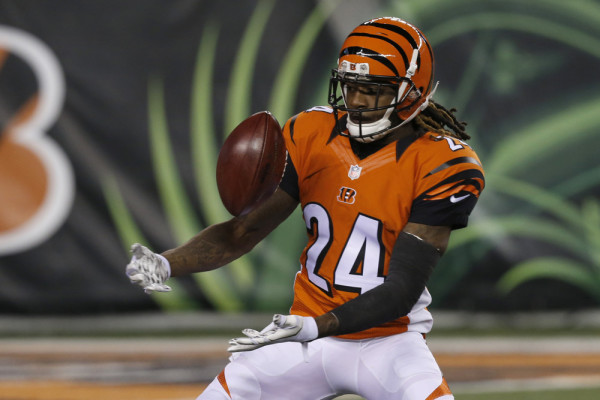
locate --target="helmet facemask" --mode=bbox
[328,65,420,143]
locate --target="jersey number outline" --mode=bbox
[433,134,470,151]
[303,203,385,297]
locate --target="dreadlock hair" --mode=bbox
[412,100,471,141]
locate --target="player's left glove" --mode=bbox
[126,243,172,294]
[227,314,318,352]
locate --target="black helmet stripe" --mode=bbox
[363,21,419,50]
[364,20,435,92]
[347,32,409,71]
[361,21,424,70]
[340,46,400,76]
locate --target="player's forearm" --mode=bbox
[162,221,253,276]
[161,190,298,277]
[314,313,340,337]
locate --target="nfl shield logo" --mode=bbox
[348,165,362,180]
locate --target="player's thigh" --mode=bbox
[357,331,453,399]
[197,378,231,400]
[202,341,336,400]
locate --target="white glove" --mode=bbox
[126,243,172,293]
[227,314,318,352]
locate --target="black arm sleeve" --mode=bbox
[329,231,441,336]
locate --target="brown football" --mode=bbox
[216,111,287,216]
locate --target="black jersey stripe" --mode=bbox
[416,169,485,201]
[395,129,419,160]
[328,113,346,144]
[424,157,482,178]
[287,113,299,145]
[279,153,299,200]
[421,178,482,200]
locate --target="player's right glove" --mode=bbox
[125,243,172,293]
[227,314,318,352]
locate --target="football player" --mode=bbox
[127,17,484,399]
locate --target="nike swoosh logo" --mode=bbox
[450,194,471,203]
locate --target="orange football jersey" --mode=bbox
[280,107,484,339]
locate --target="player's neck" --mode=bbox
[383,123,416,144]
[349,124,416,160]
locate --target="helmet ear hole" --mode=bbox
[406,88,421,102]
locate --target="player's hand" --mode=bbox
[125,243,172,293]
[227,314,318,352]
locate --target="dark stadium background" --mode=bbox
[1,0,599,318]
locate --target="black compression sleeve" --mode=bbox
[328,231,441,336]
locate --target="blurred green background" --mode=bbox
[0,0,599,318]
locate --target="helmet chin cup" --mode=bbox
[346,107,394,143]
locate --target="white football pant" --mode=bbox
[198,330,453,400]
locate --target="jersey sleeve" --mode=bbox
[278,113,301,200]
[278,108,332,202]
[408,138,485,229]
[279,153,299,200]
